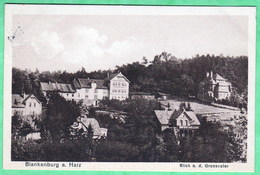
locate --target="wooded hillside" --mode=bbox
[12,52,248,99]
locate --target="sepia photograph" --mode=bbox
[3,5,256,172]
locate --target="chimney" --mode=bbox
[107,72,110,79]
[21,92,25,98]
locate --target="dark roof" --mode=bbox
[170,109,183,120]
[12,94,25,108]
[130,92,154,96]
[40,82,76,93]
[157,92,171,96]
[74,78,108,89]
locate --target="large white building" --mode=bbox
[197,71,232,101]
[40,72,130,106]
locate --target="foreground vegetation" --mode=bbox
[12,94,245,162]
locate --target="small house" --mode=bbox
[130,92,155,100]
[70,115,107,139]
[155,92,171,100]
[12,94,42,116]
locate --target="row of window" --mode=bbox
[28,102,37,107]
[85,89,99,93]
[66,91,108,98]
[111,96,127,100]
[112,89,127,93]
[112,82,127,87]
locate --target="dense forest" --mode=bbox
[12,52,248,101]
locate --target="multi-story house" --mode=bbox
[197,71,232,101]
[72,78,109,106]
[12,94,42,116]
[40,72,130,106]
[108,72,130,100]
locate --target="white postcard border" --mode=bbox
[3,5,256,172]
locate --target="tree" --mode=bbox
[44,92,81,143]
[186,103,192,111]
[87,124,94,139]
[178,117,244,162]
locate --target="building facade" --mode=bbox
[40,72,130,106]
[108,72,130,100]
[12,94,42,116]
[197,71,232,101]
[154,108,200,137]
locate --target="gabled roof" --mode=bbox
[12,94,41,108]
[154,110,174,125]
[108,72,130,83]
[171,109,201,126]
[171,109,184,120]
[184,111,201,126]
[214,73,227,81]
[74,78,108,89]
[40,82,76,93]
[12,94,25,108]
[23,94,41,104]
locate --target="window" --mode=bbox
[72,94,74,97]
[85,95,88,98]
[78,93,80,97]
[95,89,98,93]
[186,120,188,126]
[103,90,107,94]
[34,102,36,107]
[67,93,69,96]
[180,120,183,126]
[85,89,89,93]
[94,95,98,99]
[29,102,32,107]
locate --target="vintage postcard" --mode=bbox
[3,4,256,172]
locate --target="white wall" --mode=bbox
[24,97,42,116]
[109,75,129,100]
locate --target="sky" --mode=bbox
[11,15,248,72]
